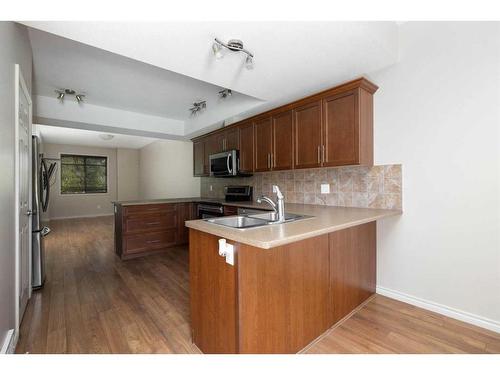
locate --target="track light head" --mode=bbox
[75,94,85,103]
[245,55,254,70]
[212,37,254,69]
[212,42,224,60]
[56,91,65,100]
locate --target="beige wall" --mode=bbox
[117,148,139,201]
[44,143,117,219]
[139,139,200,199]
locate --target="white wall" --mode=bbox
[139,140,200,199]
[371,22,500,328]
[0,22,32,351]
[43,143,117,219]
[117,148,140,201]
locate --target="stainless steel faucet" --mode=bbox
[257,185,285,223]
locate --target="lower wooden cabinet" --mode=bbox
[189,221,376,354]
[114,202,195,260]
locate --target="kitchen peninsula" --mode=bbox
[186,203,401,353]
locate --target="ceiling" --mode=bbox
[36,124,157,149]
[24,22,400,138]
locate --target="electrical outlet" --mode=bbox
[320,184,330,194]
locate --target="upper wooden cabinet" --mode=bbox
[193,140,206,177]
[238,121,254,173]
[271,110,294,170]
[322,87,373,166]
[254,117,273,172]
[293,101,323,169]
[191,77,378,175]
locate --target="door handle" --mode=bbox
[26,209,33,216]
[317,146,320,164]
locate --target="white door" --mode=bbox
[15,65,32,325]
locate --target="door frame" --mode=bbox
[14,64,32,335]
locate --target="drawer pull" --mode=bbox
[146,221,161,225]
[147,239,161,244]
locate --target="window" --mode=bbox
[61,154,108,194]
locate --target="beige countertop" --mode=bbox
[185,204,401,249]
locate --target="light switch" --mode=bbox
[320,184,330,194]
[209,185,213,191]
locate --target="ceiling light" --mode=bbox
[212,38,254,70]
[218,89,232,99]
[189,100,207,116]
[245,56,254,70]
[99,134,114,141]
[55,88,86,102]
[212,42,224,60]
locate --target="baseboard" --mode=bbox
[376,286,500,334]
[49,213,114,220]
[1,329,17,354]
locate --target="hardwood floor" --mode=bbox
[16,216,500,354]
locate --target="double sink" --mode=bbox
[206,211,311,230]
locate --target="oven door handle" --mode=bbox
[227,153,233,175]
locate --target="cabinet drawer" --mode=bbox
[123,203,176,216]
[123,230,177,255]
[123,212,177,233]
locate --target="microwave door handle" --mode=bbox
[227,154,233,174]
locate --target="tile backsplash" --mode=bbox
[200,164,402,210]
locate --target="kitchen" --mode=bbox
[0,12,499,373]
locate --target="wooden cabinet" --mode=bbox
[238,121,254,173]
[190,229,238,353]
[191,77,378,175]
[189,221,376,353]
[114,202,195,260]
[223,205,238,216]
[322,88,373,166]
[177,202,194,245]
[272,110,294,170]
[193,140,206,176]
[293,101,322,169]
[254,117,273,172]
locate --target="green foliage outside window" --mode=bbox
[61,154,107,194]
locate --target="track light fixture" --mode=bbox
[212,38,254,70]
[55,88,86,103]
[189,100,207,116]
[218,89,232,99]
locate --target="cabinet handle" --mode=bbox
[146,221,161,225]
[322,145,325,163]
[147,239,161,244]
[317,146,320,164]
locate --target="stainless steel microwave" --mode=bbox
[209,150,239,177]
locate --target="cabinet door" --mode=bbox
[323,90,359,166]
[272,110,294,170]
[214,132,226,153]
[238,122,254,173]
[224,127,240,151]
[293,101,322,169]
[254,117,273,172]
[177,203,192,245]
[193,140,206,176]
[190,230,238,353]
[204,134,219,174]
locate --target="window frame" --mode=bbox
[59,153,109,195]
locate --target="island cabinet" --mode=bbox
[189,221,376,354]
[114,202,195,260]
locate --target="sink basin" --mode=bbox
[206,216,271,229]
[205,213,313,229]
[248,212,309,222]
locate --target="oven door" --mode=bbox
[197,204,224,219]
[209,150,238,177]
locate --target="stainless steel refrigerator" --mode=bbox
[32,135,52,289]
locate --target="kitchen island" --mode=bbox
[185,204,401,354]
